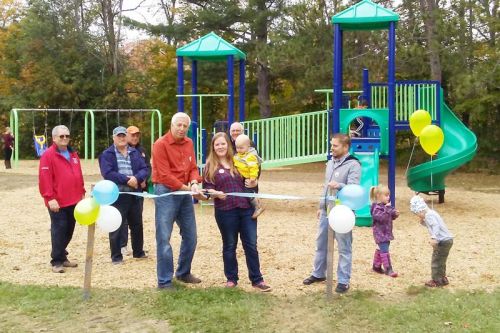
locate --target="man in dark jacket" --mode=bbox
[118,125,152,256]
[99,126,149,264]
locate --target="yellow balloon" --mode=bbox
[420,125,444,155]
[409,109,432,137]
[74,198,100,226]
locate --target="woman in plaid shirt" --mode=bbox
[203,132,271,292]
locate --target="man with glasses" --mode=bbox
[39,125,85,273]
[99,126,149,264]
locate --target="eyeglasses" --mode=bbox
[59,135,70,139]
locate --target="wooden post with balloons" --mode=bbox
[74,180,121,300]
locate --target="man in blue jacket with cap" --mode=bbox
[99,126,149,264]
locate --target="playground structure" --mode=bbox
[175,0,477,226]
[5,2,477,226]
[9,108,162,167]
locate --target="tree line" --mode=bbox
[0,0,498,168]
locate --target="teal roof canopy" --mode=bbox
[176,32,246,61]
[332,0,399,31]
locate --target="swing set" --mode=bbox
[9,108,162,167]
[31,109,74,157]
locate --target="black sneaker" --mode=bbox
[176,273,201,284]
[303,275,326,285]
[335,283,349,293]
[157,283,174,291]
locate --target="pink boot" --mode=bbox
[372,249,384,274]
[380,252,398,278]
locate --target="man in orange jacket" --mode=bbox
[39,125,85,273]
[152,112,204,289]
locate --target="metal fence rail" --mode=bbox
[242,110,329,168]
[370,81,440,123]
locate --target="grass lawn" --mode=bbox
[0,282,498,332]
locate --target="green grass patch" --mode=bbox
[0,282,499,332]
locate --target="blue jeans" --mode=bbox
[48,205,76,266]
[312,209,352,285]
[154,184,197,287]
[378,241,390,253]
[214,207,263,285]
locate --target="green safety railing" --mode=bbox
[242,110,330,169]
[370,82,439,121]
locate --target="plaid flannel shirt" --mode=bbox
[203,165,251,211]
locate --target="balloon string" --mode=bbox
[404,137,417,177]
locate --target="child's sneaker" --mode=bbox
[252,205,265,219]
[252,281,272,292]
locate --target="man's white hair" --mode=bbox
[230,122,244,131]
[171,112,191,126]
[52,125,70,137]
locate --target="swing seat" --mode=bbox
[34,135,47,157]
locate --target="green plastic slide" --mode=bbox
[353,151,379,226]
[407,102,477,193]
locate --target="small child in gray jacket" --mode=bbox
[410,195,453,287]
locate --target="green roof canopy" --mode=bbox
[332,0,399,31]
[176,32,246,61]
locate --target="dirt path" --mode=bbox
[0,161,499,296]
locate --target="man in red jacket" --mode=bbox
[39,125,85,273]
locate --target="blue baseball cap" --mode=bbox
[113,126,127,136]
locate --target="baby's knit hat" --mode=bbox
[410,195,428,213]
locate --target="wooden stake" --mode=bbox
[326,225,335,299]
[83,184,96,301]
[83,223,96,300]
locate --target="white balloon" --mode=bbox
[328,205,355,234]
[96,205,122,233]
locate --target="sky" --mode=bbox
[121,0,162,41]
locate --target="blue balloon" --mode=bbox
[92,180,119,205]
[337,184,368,210]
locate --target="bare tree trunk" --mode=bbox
[419,0,442,82]
[114,0,123,76]
[100,0,122,76]
[253,0,271,118]
[481,0,498,46]
[160,0,177,46]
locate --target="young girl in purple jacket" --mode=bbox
[370,185,400,277]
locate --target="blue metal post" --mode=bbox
[191,60,198,121]
[388,22,397,206]
[177,56,184,113]
[191,60,198,157]
[436,83,442,126]
[362,68,370,107]
[239,59,245,122]
[333,24,343,135]
[227,55,235,126]
[362,68,370,137]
